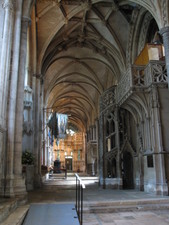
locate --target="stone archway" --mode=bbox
[122,151,134,189]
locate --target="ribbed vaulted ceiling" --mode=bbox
[36,0,139,131]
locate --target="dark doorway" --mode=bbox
[122,151,134,189]
[65,158,72,171]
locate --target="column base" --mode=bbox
[13,175,27,197]
[100,177,122,189]
[155,183,168,196]
[144,182,168,196]
[1,176,15,197]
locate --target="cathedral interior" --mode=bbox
[1,0,169,223]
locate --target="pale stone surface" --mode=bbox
[0,205,29,225]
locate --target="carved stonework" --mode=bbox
[23,121,33,135]
[100,86,116,114]
[24,86,33,109]
[132,65,145,86]
[161,0,167,27]
[2,0,14,11]
[116,68,132,105]
[145,61,168,86]
[120,137,136,156]
[87,141,97,162]
[126,8,139,67]
[138,13,153,55]
[23,86,33,135]
[105,147,117,161]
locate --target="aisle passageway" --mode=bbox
[1,1,169,224]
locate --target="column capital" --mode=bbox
[159,26,169,36]
[22,16,31,26]
[2,0,14,10]
[33,74,42,79]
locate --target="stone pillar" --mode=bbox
[92,125,96,140]
[151,87,168,195]
[83,132,87,173]
[0,0,15,197]
[115,108,122,188]
[160,26,169,87]
[137,123,144,191]
[145,117,151,150]
[0,127,6,196]
[0,0,14,126]
[13,16,31,196]
[95,119,99,175]
[33,76,42,188]
[98,114,106,188]
[43,109,47,166]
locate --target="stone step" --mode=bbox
[0,205,29,225]
[0,195,28,224]
[0,199,18,223]
[42,185,76,190]
[83,199,169,213]
[84,203,169,213]
[84,198,169,207]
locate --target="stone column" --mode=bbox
[5,0,23,197]
[98,114,106,188]
[33,75,42,188]
[160,26,169,87]
[95,119,99,175]
[0,0,14,126]
[13,16,31,196]
[43,109,47,166]
[115,108,122,189]
[151,87,168,195]
[0,0,15,197]
[145,117,151,151]
[92,125,96,140]
[137,123,144,191]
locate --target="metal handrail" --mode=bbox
[75,173,85,225]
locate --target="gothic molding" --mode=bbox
[104,147,117,161]
[161,0,168,28]
[126,8,139,67]
[33,74,43,79]
[0,125,6,133]
[160,26,169,36]
[23,121,34,135]
[24,86,33,109]
[137,12,153,55]
[22,16,31,27]
[120,137,137,156]
[2,0,14,10]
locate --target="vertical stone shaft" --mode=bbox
[13,17,30,195]
[160,26,169,87]
[0,0,14,197]
[0,0,14,127]
[5,0,23,197]
[151,87,167,195]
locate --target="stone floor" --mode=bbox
[1,173,169,225]
[27,173,169,225]
[83,210,169,225]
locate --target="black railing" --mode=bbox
[75,173,85,225]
